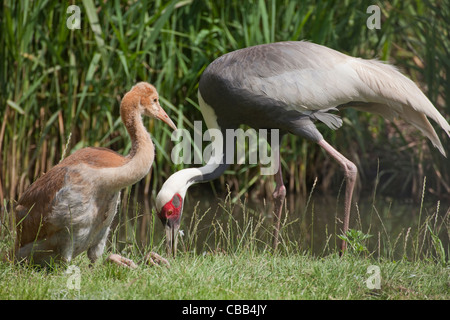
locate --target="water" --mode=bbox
[118,187,449,259]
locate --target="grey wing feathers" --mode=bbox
[352,58,450,156]
[247,42,449,155]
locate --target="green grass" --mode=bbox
[1,251,448,300]
[1,186,448,300]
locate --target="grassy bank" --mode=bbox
[0,251,448,300]
[1,186,448,300]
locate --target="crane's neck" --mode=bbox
[121,99,153,160]
[97,95,154,192]
[157,92,230,207]
[168,160,229,196]
[157,148,229,207]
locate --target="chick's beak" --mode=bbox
[156,106,177,131]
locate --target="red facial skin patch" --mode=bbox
[158,193,182,223]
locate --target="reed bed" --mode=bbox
[1,0,449,207]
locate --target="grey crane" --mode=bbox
[156,41,450,255]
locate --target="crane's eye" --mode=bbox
[167,209,173,216]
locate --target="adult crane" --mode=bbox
[156,41,450,255]
[13,82,176,267]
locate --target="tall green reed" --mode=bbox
[1,0,448,220]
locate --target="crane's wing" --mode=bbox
[219,41,449,155]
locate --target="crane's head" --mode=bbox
[155,181,187,256]
[155,169,200,256]
[122,82,177,131]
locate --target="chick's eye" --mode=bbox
[153,98,158,103]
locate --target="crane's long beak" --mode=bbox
[156,107,177,131]
[165,218,180,257]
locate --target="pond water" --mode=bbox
[117,186,449,260]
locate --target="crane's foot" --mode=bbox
[106,254,138,269]
[144,251,170,268]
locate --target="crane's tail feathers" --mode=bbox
[353,59,450,157]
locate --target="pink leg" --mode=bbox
[317,139,357,252]
[272,151,286,250]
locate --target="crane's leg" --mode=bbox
[272,150,286,250]
[317,139,357,252]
